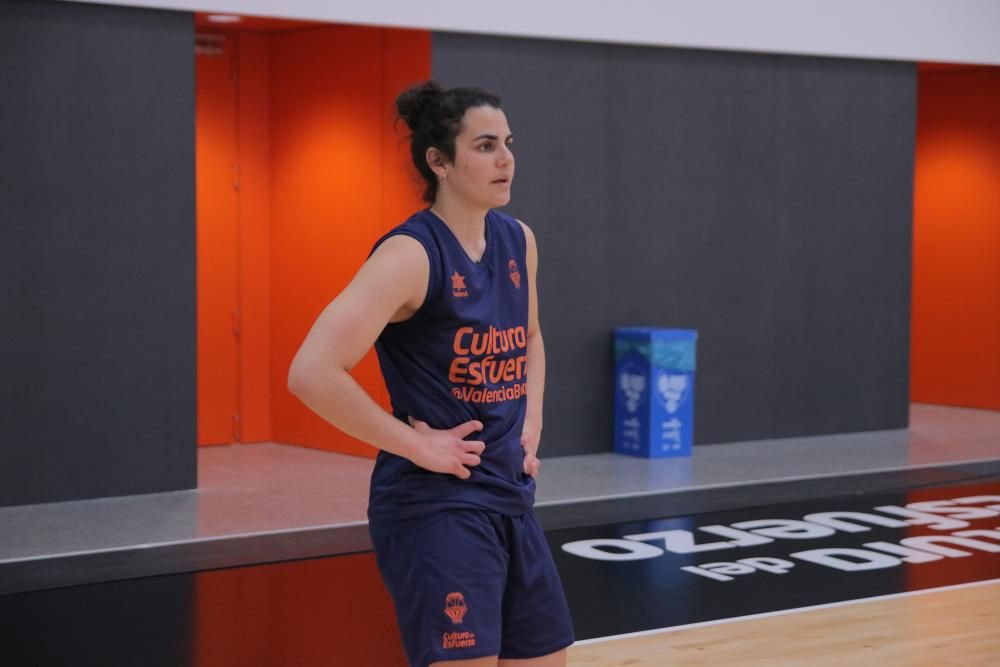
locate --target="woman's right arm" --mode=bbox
[287,235,485,479]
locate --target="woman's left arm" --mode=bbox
[518,219,544,478]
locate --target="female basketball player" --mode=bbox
[287,81,575,667]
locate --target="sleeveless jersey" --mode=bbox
[367,208,535,537]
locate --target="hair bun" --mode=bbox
[396,80,443,131]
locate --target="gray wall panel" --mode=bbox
[0,1,196,506]
[433,33,914,454]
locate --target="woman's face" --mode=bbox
[444,105,515,208]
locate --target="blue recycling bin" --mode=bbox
[613,328,697,457]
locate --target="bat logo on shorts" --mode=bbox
[444,592,468,624]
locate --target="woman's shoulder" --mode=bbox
[370,209,441,261]
[392,208,435,233]
[490,209,529,236]
[489,208,520,228]
[489,209,531,250]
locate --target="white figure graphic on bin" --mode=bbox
[619,366,647,414]
[656,371,689,414]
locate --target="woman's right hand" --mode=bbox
[407,417,486,479]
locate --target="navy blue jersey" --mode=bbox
[367,208,535,537]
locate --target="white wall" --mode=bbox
[58,0,1000,65]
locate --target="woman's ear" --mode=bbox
[425,147,449,181]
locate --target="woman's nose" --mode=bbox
[497,144,513,165]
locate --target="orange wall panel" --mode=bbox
[268,25,385,456]
[268,26,431,456]
[196,37,240,446]
[912,68,1000,409]
[237,32,274,443]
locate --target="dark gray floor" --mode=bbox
[1,403,997,595]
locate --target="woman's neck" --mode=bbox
[429,193,488,254]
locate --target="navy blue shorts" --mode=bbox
[371,509,575,667]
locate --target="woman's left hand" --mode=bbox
[520,431,541,478]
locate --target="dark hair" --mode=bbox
[395,80,502,204]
